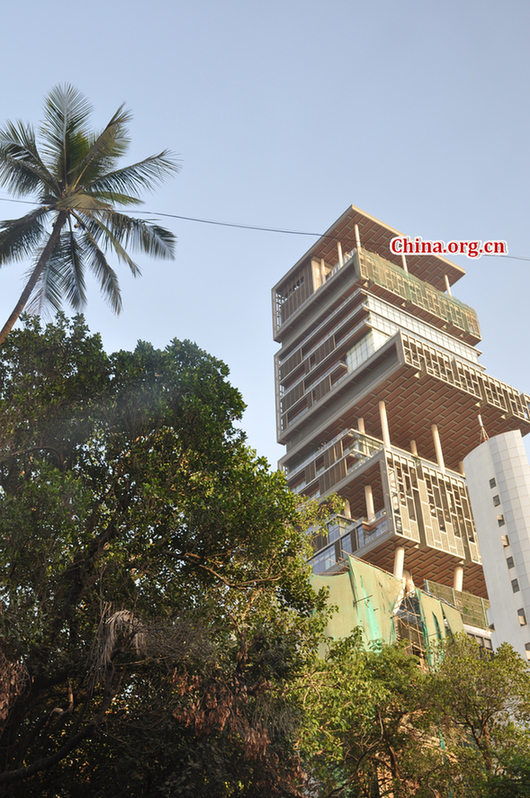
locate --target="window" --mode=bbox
[512,579,520,593]
[501,535,510,547]
[340,533,353,555]
[525,643,530,661]
[518,609,527,626]
[506,556,515,569]
[493,495,501,506]
[310,545,336,574]
[468,633,493,651]
[489,478,497,488]
[497,515,505,527]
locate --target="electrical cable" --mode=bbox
[0,194,528,260]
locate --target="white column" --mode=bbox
[379,400,391,449]
[355,224,362,252]
[401,253,409,273]
[337,241,343,267]
[444,275,452,296]
[453,565,464,593]
[431,424,445,473]
[364,484,375,521]
[394,546,406,580]
[410,440,418,457]
[357,417,365,434]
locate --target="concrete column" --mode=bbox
[431,424,445,472]
[410,440,418,456]
[355,224,362,253]
[364,484,375,521]
[401,253,409,273]
[444,274,452,296]
[379,400,391,449]
[337,242,343,267]
[394,546,406,580]
[458,461,465,476]
[357,417,365,434]
[453,565,464,593]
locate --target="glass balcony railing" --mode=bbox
[360,250,480,340]
[424,580,490,629]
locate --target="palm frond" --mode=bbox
[83,190,143,208]
[56,193,112,212]
[79,214,141,277]
[27,227,88,314]
[0,209,49,265]
[94,211,176,260]
[60,223,87,309]
[26,243,65,315]
[87,151,179,198]
[82,227,122,313]
[69,104,132,189]
[61,132,93,187]
[39,85,92,171]
[0,121,57,196]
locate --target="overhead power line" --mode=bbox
[0,194,528,261]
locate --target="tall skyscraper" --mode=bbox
[272,205,530,604]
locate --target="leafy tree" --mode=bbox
[0,315,328,797]
[432,635,530,796]
[298,636,446,798]
[299,633,530,798]
[0,85,177,344]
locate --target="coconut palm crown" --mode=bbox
[0,85,178,344]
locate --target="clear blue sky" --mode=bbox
[1,0,529,467]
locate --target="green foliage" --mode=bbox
[0,315,328,796]
[299,633,530,797]
[0,85,178,343]
[431,635,530,796]
[298,636,443,798]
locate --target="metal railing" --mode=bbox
[360,250,480,339]
[424,579,490,629]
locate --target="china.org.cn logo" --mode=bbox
[390,237,508,260]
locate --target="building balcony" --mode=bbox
[273,247,481,345]
[360,250,481,344]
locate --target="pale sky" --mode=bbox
[0,0,529,467]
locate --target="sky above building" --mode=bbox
[0,0,529,467]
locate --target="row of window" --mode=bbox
[494,481,528,636]
[491,483,505,531]
[499,499,529,638]
[504,507,519,595]
[468,632,493,650]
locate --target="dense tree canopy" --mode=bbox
[0,315,328,796]
[298,634,530,797]
[0,85,177,344]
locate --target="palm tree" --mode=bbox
[0,85,178,344]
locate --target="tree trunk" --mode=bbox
[0,211,67,346]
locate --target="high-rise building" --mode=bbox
[272,205,530,608]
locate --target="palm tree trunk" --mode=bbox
[0,211,68,346]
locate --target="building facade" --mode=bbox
[464,431,530,660]
[272,206,530,643]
